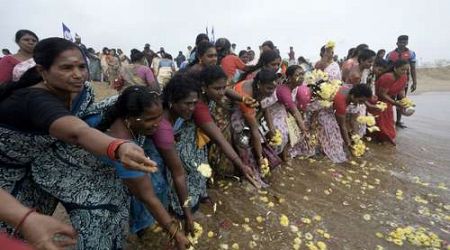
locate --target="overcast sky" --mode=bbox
[1,0,449,64]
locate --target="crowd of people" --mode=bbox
[0,29,417,250]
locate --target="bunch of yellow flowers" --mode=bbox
[187,222,204,248]
[357,115,376,127]
[260,158,270,178]
[385,226,442,248]
[270,129,282,146]
[351,134,366,157]
[197,163,212,178]
[398,97,414,108]
[375,101,387,111]
[304,69,330,85]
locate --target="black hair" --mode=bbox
[357,49,376,63]
[346,48,355,59]
[238,50,248,58]
[162,72,200,108]
[2,49,11,54]
[297,56,307,64]
[252,68,278,91]
[261,40,275,50]
[195,33,209,46]
[15,29,38,43]
[215,38,231,64]
[199,65,227,87]
[286,65,302,78]
[376,49,386,57]
[102,47,109,54]
[374,58,389,68]
[351,44,369,58]
[130,49,145,63]
[349,84,373,98]
[320,46,326,57]
[239,50,280,81]
[387,60,409,73]
[97,86,161,131]
[188,41,215,67]
[0,37,81,101]
[397,35,409,42]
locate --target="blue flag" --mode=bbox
[62,23,73,41]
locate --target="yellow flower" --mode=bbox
[357,115,376,126]
[248,241,257,249]
[256,216,264,223]
[231,243,239,250]
[375,101,388,111]
[398,97,414,108]
[220,244,229,249]
[304,232,314,240]
[290,225,299,232]
[317,241,327,250]
[197,163,212,178]
[351,136,367,157]
[306,241,318,250]
[207,231,214,238]
[260,158,270,177]
[187,222,204,245]
[363,214,371,221]
[270,129,283,146]
[301,217,312,224]
[313,215,322,221]
[326,40,336,48]
[319,100,332,108]
[414,195,429,204]
[367,126,380,133]
[279,214,289,227]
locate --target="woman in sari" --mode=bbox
[315,42,341,81]
[197,65,258,180]
[186,41,217,75]
[0,30,38,84]
[87,48,102,81]
[276,65,313,158]
[157,53,176,88]
[232,68,282,181]
[161,74,208,214]
[215,38,253,85]
[334,84,373,149]
[374,60,409,144]
[107,49,121,86]
[119,49,158,91]
[0,38,155,248]
[308,47,348,163]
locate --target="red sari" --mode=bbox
[374,73,407,144]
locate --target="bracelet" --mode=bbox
[13,208,36,237]
[165,220,180,240]
[107,139,130,160]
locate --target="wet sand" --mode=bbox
[54,68,450,250]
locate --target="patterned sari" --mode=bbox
[29,89,129,250]
[207,99,235,176]
[168,120,208,216]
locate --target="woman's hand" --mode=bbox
[21,212,77,250]
[242,96,259,108]
[183,214,195,237]
[117,143,158,173]
[174,232,191,250]
[240,164,260,188]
